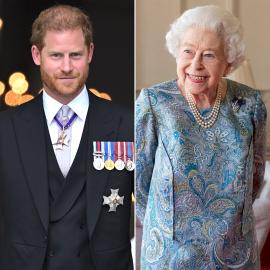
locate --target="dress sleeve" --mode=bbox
[252,91,267,201]
[136,89,158,223]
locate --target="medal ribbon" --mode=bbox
[93,141,97,153]
[123,141,127,163]
[101,141,105,159]
[115,142,119,161]
[105,141,109,161]
[110,141,114,161]
[93,141,102,155]
[127,142,132,161]
[120,142,124,159]
[54,112,77,130]
[97,141,101,153]
[131,142,134,161]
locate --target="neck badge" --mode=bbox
[53,111,77,150]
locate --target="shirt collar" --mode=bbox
[43,86,89,125]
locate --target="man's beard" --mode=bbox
[40,66,89,99]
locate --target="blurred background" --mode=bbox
[0,0,134,110]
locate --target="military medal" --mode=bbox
[93,141,105,170]
[114,141,125,170]
[125,142,135,171]
[126,159,135,171]
[103,189,124,212]
[104,141,115,170]
[53,110,77,150]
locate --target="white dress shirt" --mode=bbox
[43,86,89,166]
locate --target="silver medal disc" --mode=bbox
[125,159,135,171]
[115,159,125,171]
[93,157,105,170]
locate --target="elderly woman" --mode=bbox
[136,5,267,269]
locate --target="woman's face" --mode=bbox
[177,27,229,96]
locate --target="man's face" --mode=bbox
[32,28,94,104]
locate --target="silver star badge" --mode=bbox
[103,189,124,212]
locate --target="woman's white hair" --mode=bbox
[166,5,245,73]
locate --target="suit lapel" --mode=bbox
[12,95,49,232]
[86,93,120,238]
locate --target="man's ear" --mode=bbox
[31,45,41,65]
[87,43,94,64]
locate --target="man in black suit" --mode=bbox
[0,5,133,270]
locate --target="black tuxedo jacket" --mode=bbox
[0,92,134,270]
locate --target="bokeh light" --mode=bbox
[5,90,21,106]
[0,18,3,30]
[90,88,112,101]
[20,94,34,104]
[0,81,5,96]
[9,72,26,87]
[12,79,29,95]
[8,72,29,95]
[5,90,34,106]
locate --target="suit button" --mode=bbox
[43,236,48,242]
[48,250,55,257]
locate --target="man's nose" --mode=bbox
[61,56,73,73]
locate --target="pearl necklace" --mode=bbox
[184,79,224,129]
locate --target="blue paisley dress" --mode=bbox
[136,79,267,270]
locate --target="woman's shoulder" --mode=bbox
[227,78,261,99]
[226,79,266,118]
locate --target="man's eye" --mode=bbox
[70,53,82,59]
[51,53,62,59]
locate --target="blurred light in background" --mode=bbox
[9,72,25,87]
[3,72,33,106]
[0,18,3,30]
[5,90,33,106]
[9,72,29,95]
[12,79,29,95]
[90,88,112,101]
[0,81,5,96]
[20,94,34,103]
[5,90,21,107]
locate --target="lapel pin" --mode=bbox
[232,96,245,112]
[103,189,124,212]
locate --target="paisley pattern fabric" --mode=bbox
[136,79,267,270]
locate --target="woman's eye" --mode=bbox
[183,49,192,54]
[203,53,215,58]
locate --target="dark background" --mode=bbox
[0,0,134,110]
